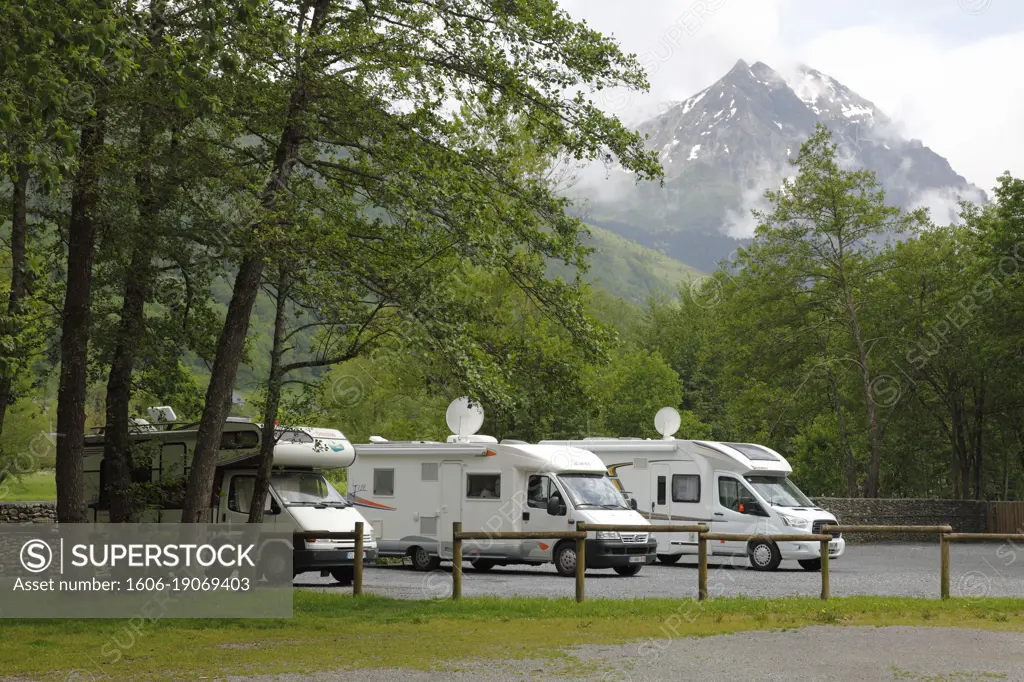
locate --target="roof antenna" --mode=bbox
[654,407,681,441]
[446,397,485,443]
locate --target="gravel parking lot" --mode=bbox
[297,542,1024,600]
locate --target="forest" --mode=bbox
[1,1,1023,521]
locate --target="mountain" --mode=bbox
[574,59,987,271]
[549,225,704,303]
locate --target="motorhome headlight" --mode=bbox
[595,531,620,541]
[779,513,808,529]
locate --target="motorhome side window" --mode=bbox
[467,473,500,499]
[527,475,552,508]
[373,469,395,496]
[672,474,700,503]
[221,430,259,450]
[656,476,666,505]
[718,477,756,512]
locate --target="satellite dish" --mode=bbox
[446,397,484,438]
[654,407,681,440]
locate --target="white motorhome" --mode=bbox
[83,407,377,584]
[349,398,657,576]
[542,408,845,572]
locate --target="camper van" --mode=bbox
[348,398,657,576]
[542,408,845,572]
[83,407,377,584]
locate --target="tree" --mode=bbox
[741,124,927,497]
[180,0,661,521]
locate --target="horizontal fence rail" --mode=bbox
[822,524,952,598]
[441,523,1004,604]
[293,523,364,596]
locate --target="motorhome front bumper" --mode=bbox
[294,547,378,572]
[584,538,657,568]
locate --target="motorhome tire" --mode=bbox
[553,542,577,577]
[657,554,681,565]
[259,545,293,583]
[747,539,782,571]
[798,558,821,571]
[613,565,642,576]
[331,567,354,585]
[470,559,496,572]
[410,546,441,572]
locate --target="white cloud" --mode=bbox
[561,0,1024,193]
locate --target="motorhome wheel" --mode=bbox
[470,559,496,572]
[259,544,293,582]
[657,554,681,565]
[613,565,642,576]
[798,558,822,571]
[410,546,441,572]
[747,539,782,571]
[331,567,354,585]
[553,542,577,577]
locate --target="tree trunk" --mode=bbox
[248,268,291,524]
[972,382,985,500]
[102,67,164,522]
[180,0,333,523]
[56,113,106,523]
[0,161,30,435]
[826,363,859,497]
[102,246,153,522]
[843,285,883,497]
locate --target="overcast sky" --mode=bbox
[560,0,1023,193]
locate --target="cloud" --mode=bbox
[561,0,1024,193]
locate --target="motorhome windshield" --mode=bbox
[558,474,629,509]
[271,472,349,507]
[744,475,813,508]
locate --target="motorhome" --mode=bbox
[542,407,845,572]
[348,398,657,576]
[83,407,377,584]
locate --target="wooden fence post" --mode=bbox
[698,533,708,601]
[940,532,950,600]
[575,534,586,603]
[453,522,463,601]
[819,539,830,601]
[354,522,363,597]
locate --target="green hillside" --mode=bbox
[550,225,704,303]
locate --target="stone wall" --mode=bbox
[0,502,57,524]
[812,497,988,542]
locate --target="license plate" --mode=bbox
[829,542,839,552]
[629,555,646,563]
[345,552,354,559]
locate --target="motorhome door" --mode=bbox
[650,463,672,522]
[521,474,561,562]
[438,461,462,558]
[220,472,275,526]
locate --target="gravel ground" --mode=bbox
[297,542,1024,600]
[221,627,1024,681]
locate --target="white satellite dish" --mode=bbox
[446,397,484,438]
[654,407,681,440]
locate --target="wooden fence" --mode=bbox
[988,502,1024,534]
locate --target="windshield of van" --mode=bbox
[271,472,349,507]
[744,475,813,508]
[557,474,629,509]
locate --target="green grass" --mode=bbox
[1,594,1023,680]
[1,469,56,501]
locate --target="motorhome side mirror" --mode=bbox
[270,499,281,515]
[630,498,638,511]
[547,496,561,516]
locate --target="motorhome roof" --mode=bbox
[354,441,607,474]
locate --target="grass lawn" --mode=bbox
[1,593,1023,680]
[1,469,56,501]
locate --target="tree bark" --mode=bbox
[180,0,333,523]
[843,285,883,497]
[972,382,985,500]
[826,362,858,497]
[0,161,30,435]
[56,112,106,523]
[248,268,291,524]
